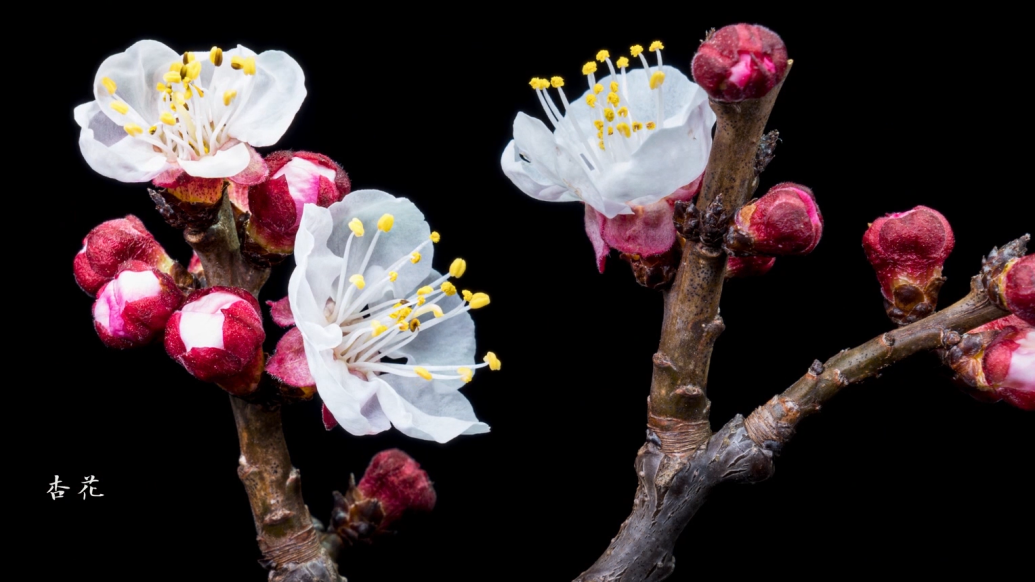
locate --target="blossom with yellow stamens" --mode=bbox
[74,40,304,184]
[279,190,496,442]
[502,39,715,272]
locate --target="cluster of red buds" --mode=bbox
[330,449,437,543]
[862,206,955,325]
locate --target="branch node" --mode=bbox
[881,333,896,348]
[941,329,963,347]
[744,396,800,452]
[808,359,825,377]
[652,352,678,372]
[754,129,780,176]
[647,412,712,456]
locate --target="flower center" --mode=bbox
[324,217,499,384]
[102,47,257,161]
[528,40,667,172]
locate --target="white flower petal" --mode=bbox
[223,46,306,147]
[377,376,489,443]
[324,190,432,298]
[306,345,392,435]
[177,142,250,178]
[94,40,178,128]
[75,102,171,182]
[290,209,346,350]
[500,140,571,202]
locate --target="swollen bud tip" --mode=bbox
[692,23,788,102]
[726,182,823,256]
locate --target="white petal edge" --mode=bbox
[178,142,251,178]
[225,47,307,147]
[75,102,171,182]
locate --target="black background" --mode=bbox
[25,8,1031,581]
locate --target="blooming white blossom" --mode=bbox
[74,40,305,182]
[501,42,715,219]
[289,190,496,442]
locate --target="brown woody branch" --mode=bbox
[578,242,1016,582]
[186,194,342,582]
[648,67,790,454]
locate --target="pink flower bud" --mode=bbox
[92,262,184,349]
[358,449,436,527]
[692,23,789,102]
[726,183,823,256]
[164,287,265,390]
[862,206,955,325]
[74,216,175,296]
[949,316,1034,411]
[246,151,351,254]
[725,255,776,279]
[989,255,1034,325]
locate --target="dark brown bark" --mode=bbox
[186,194,342,581]
[648,71,790,452]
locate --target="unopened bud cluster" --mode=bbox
[946,315,1034,411]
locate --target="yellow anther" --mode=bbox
[179,64,189,80]
[231,55,245,70]
[484,352,501,371]
[237,56,256,75]
[593,83,603,94]
[414,304,444,319]
[163,71,181,85]
[195,87,204,97]
[148,125,157,135]
[101,77,117,95]
[186,61,202,81]
[632,121,643,131]
[646,121,656,130]
[156,82,167,93]
[390,307,412,321]
[607,92,620,106]
[184,87,193,100]
[370,320,388,337]
[409,319,421,332]
[411,252,422,264]
[462,290,473,302]
[630,44,644,57]
[389,271,398,282]
[449,258,467,278]
[607,126,614,136]
[650,71,666,90]
[616,123,631,138]
[596,130,603,139]
[649,40,664,52]
[616,56,629,68]
[430,231,441,243]
[174,92,188,107]
[457,367,473,383]
[551,76,564,88]
[585,94,597,108]
[223,90,238,106]
[610,81,619,93]
[416,296,426,306]
[617,107,629,118]
[349,274,366,290]
[160,111,176,125]
[169,62,182,72]
[348,218,365,237]
[604,108,615,122]
[599,140,606,150]
[124,124,143,137]
[596,50,610,62]
[529,77,542,89]
[441,281,457,296]
[582,62,597,75]
[182,51,195,64]
[210,46,223,66]
[469,292,491,309]
[109,101,129,115]
[594,120,604,131]
[377,213,394,232]
[417,285,434,296]
[414,367,433,381]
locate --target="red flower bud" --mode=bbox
[164,287,265,391]
[246,151,351,254]
[948,316,1034,411]
[725,255,776,279]
[692,23,788,102]
[862,206,955,325]
[988,255,1034,325]
[92,262,184,349]
[358,449,436,527]
[74,216,175,296]
[726,183,822,256]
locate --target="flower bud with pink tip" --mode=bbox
[246,151,351,255]
[726,183,823,256]
[331,449,436,543]
[92,261,184,349]
[862,206,955,325]
[164,286,265,394]
[946,316,1034,411]
[988,254,1034,325]
[74,216,176,296]
[692,24,789,102]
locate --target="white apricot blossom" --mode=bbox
[289,190,496,442]
[74,40,305,182]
